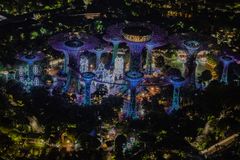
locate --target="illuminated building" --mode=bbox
[95,62,108,82]
[16,52,44,90]
[79,56,89,73]
[113,53,125,80]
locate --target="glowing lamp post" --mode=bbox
[220,55,234,85]
[125,71,144,119]
[122,26,152,71]
[82,72,95,106]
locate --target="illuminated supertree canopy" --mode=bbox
[49,32,99,74]
[16,51,44,65]
[104,22,167,71]
[49,32,99,93]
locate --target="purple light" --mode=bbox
[125,71,144,119]
[49,32,99,93]
[103,35,123,65]
[16,51,44,65]
[49,32,99,73]
[104,22,167,71]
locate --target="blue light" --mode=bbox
[82,72,95,106]
[127,43,145,71]
[125,71,143,119]
[167,76,185,114]
[220,56,234,85]
[62,72,72,93]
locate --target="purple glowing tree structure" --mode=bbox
[182,40,201,85]
[88,45,111,68]
[82,72,95,106]
[49,32,99,74]
[169,33,215,87]
[49,32,99,93]
[103,35,123,66]
[16,51,44,88]
[167,76,185,114]
[220,55,234,85]
[104,22,167,71]
[125,71,144,119]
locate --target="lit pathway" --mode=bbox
[200,133,239,157]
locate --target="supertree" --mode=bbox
[169,33,216,87]
[88,44,111,68]
[219,55,234,85]
[16,51,44,89]
[81,72,95,106]
[49,32,99,93]
[167,76,185,114]
[104,22,167,71]
[49,32,99,74]
[103,35,123,66]
[125,71,144,119]
[182,40,201,85]
[145,40,166,74]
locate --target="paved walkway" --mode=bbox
[200,133,239,157]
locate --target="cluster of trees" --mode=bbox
[132,79,240,159]
[0,0,86,15]
[0,79,123,159]
[0,74,240,159]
